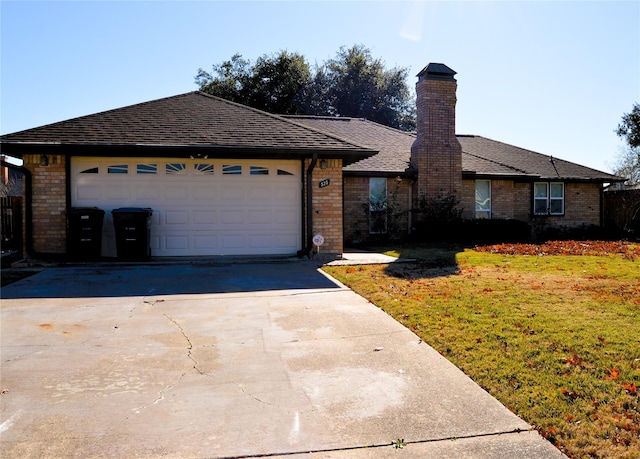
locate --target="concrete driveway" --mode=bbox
[1,260,565,458]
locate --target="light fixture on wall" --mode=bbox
[320,159,327,169]
[40,155,49,166]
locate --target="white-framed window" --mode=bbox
[475,180,491,219]
[534,182,564,215]
[369,178,387,234]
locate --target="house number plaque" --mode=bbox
[319,179,330,188]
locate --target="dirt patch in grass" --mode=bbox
[475,240,639,260]
[324,242,640,459]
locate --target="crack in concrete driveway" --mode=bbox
[0,262,565,458]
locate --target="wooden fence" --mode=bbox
[604,189,640,237]
[1,196,22,252]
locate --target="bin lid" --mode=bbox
[68,207,105,215]
[111,207,153,215]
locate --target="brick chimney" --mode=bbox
[410,63,462,202]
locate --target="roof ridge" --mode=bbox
[195,93,377,153]
[280,117,378,153]
[284,114,417,139]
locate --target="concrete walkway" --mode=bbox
[326,250,414,266]
[0,259,565,458]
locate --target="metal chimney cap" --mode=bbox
[417,63,457,81]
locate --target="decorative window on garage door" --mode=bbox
[108,164,128,174]
[223,165,242,175]
[166,163,187,175]
[137,163,158,174]
[250,165,269,175]
[194,163,215,175]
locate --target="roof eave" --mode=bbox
[462,170,539,180]
[463,170,625,183]
[0,142,377,163]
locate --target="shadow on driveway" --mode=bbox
[1,261,339,299]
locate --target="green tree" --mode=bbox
[195,45,416,131]
[195,51,311,115]
[612,103,640,186]
[195,53,251,104]
[303,45,415,130]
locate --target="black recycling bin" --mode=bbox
[67,207,105,260]
[111,208,153,261]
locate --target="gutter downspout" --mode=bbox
[0,159,44,259]
[304,153,318,257]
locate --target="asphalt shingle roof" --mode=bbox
[0,92,375,161]
[284,116,414,174]
[457,136,622,181]
[290,116,622,182]
[1,94,624,182]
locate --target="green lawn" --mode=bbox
[324,243,640,459]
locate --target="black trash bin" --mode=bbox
[67,207,105,260]
[111,208,153,261]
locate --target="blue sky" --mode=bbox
[1,1,639,172]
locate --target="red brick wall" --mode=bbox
[343,176,413,245]
[305,158,344,254]
[343,176,369,243]
[490,180,516,220]
[462,178,602,228]
[513,182,532,221]
[23,154,67,254]
[559,182,601,227]
[411,78,462,202]
[461,179,475,219]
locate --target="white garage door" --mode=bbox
[71,157,302,257]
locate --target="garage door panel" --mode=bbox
[247,210,272,224]
[106,185,131,200]
[273,187,298,202]
[273,233,299,249]
[133,184,164,200]
[193,186,219,200]
[76,184,103,201]
[72,158,302,256]
[220,184,246,201]
[165,235,189,250]
[248,235,273,248]
[164,210,189,225]
[221,210,245,225]
[221,234,245,249]
[246,188,273,202]
[193,211,217,225]
[193,235,218,249]
[274,210,298,225]
[165,185,190,201]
